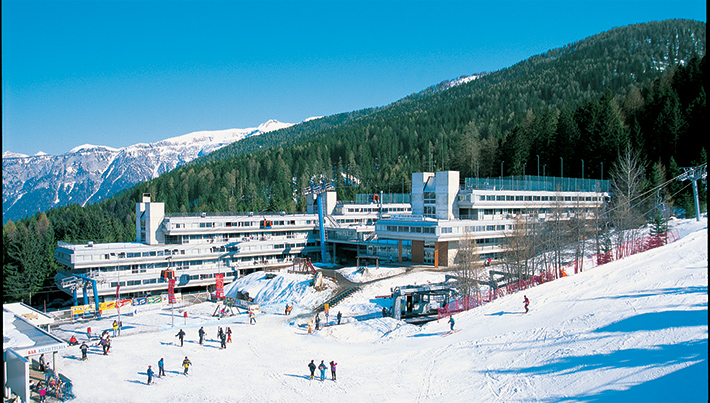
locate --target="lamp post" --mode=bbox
[110,252,122,334]
[601,162,603,181]
[537,155,540,177]
[501,161,504,179]
[581,159,584,179]
[560,157,564,178]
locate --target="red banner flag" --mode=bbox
[168,279,176,304]
[215,273,224,299]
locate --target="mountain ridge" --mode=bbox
[2,120,295,222]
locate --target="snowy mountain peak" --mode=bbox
[2,151,29,159]
[3,119,297,222]
[69,144,120,154]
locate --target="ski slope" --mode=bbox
[47,218,708,402]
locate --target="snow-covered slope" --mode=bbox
[2,120,294,222]
[41,218,707,402]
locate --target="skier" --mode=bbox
[198,327,205,345]
[318,360,327,381]
[382,306,387,317]
[337,311,342,325]
[112,320,118,337]
[158,358,165,377]
[105,336,112,354]
[80,341,89,361]
[86,327,92,340]
[330,361,337,381]
[308,360,316,380]
[220,331,227,349]
[99,337,108,355]
[217,326,223,341]
[249,311,256,325]
[315,314,320,330]
[182,356,192,375]
[448,315,455,332]
[285,303,289,315]
[524,295,530,314]
[176,328,186,347]
[146,365,154,385]
[226,327,232,343]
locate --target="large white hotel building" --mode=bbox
[54,171,608,301]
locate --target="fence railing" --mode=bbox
[438,229,679,320]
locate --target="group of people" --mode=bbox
[217,326,232,349]
[146,356,190,384]
[98,331,112,355]
[307,359,337,381]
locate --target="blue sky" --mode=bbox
[2,0,706,156]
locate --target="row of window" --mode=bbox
[172,219,315,230]
[461,194,602,202]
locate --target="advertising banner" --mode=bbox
[133,297,147,306]
[168,279,176,304]
[215,273,224,299]
[147,295,162,304]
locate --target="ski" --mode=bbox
[441,329,461,337]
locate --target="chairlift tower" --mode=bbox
[303,177,334,264]
[677,165,707,221]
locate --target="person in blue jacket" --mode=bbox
[448,315,455,331]
[147,365,154,385]
[158,358,165,377]
[318,360,327,381]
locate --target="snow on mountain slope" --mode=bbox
[2,120,294,223]
[44,218,707,403]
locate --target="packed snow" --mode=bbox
[43,217,707,402]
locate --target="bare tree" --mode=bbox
[502,215,535,281]
[453,230,485,298]
[609,146,647,252]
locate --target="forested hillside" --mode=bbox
[3,19,706,304]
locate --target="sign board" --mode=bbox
[215,273,224,299]
[168,279,176,304]
[248,304,261,314]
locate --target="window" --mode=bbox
[515,196,523,201]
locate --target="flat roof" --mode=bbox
[3,308,68,357]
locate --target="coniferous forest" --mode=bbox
[3,19,706,304]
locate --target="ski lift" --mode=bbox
[160,269,175,280]
[260,219,272,229]
[372,194,380,203]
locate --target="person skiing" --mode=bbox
[182,356,192,375]
[249,311,256,325]
[318,360,327,381]
[285,303,289,315]
[146,365,154,385]
[220,331,227,349]
[315,314,320,330]
[308,360,316,380]
[112,320,118,337]
[217,326,223,340]
[382,306,387,317]
[86,327,92,340]
[99,337,107,355]
[448,315,455,331]
[176,328,186,347]
[329,361,337,381]
[226,327,232,343]
[337,311,342,325]
[80,342,89,361]
[524,295,530,314]
[105,336,112,354]
[198,327,205,345]
[158,358,165,377]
